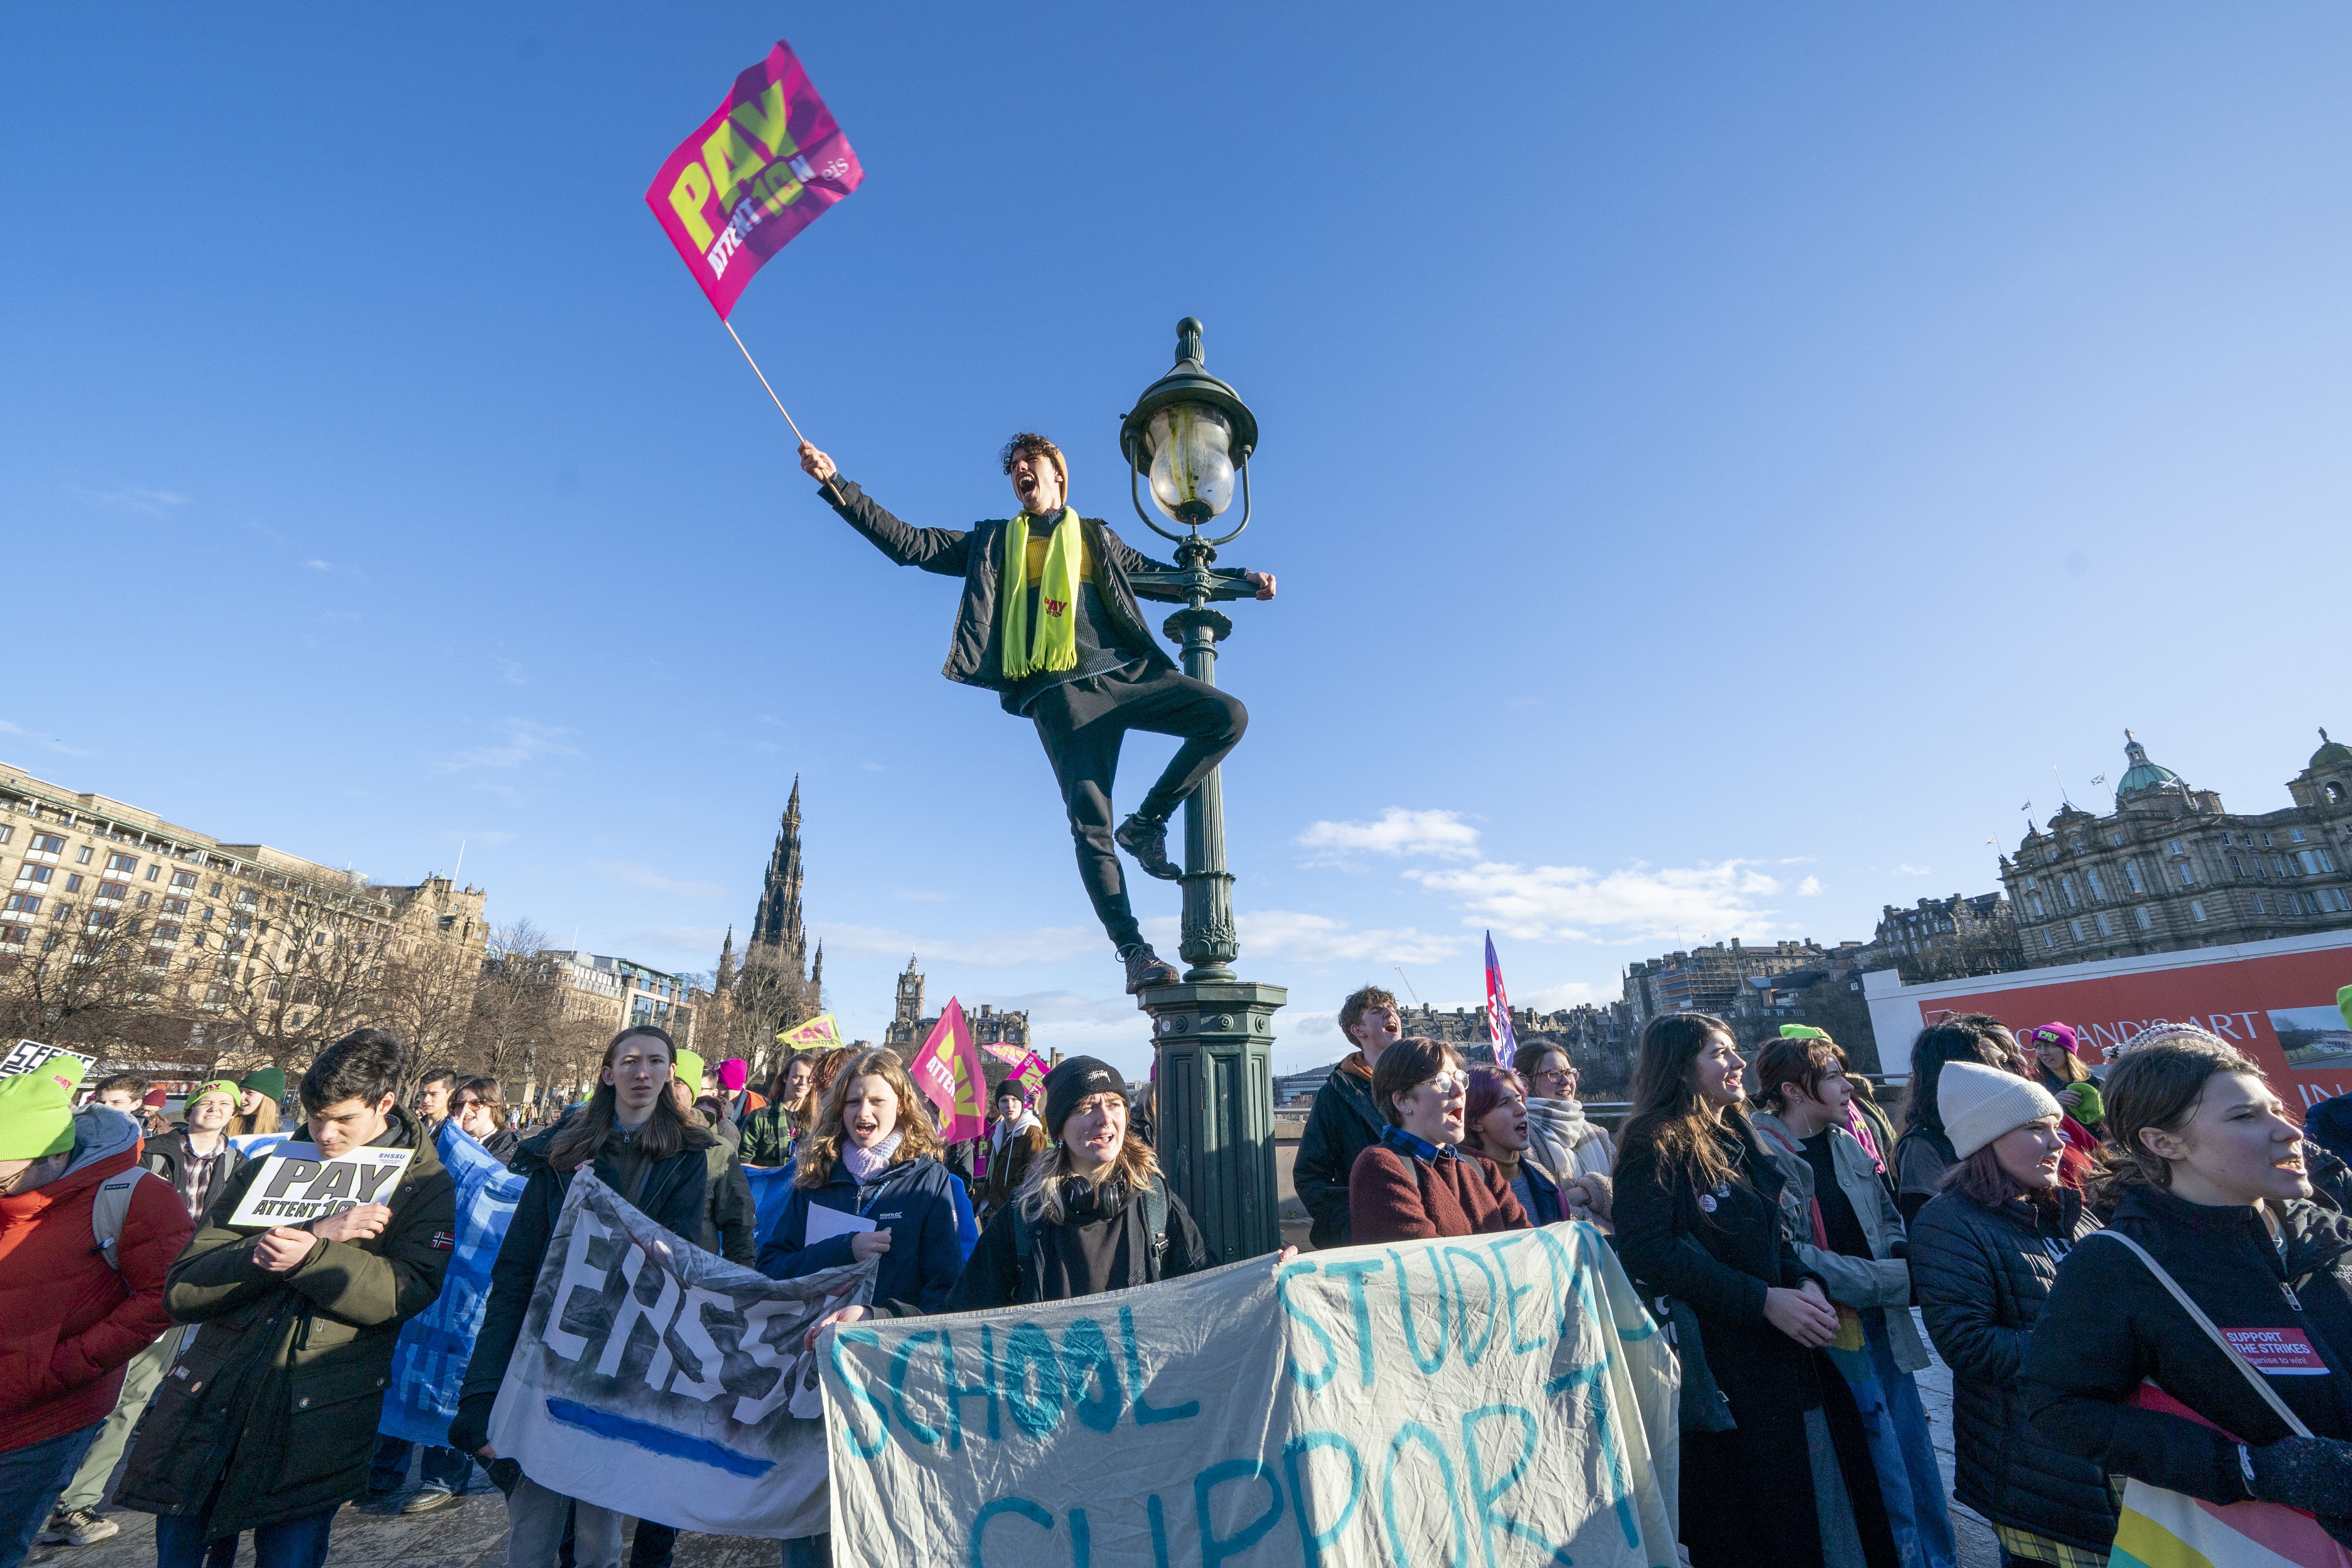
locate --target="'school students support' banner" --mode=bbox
[379,1121,527,1446]
[644,40,863,320]
[487,1169,877,1541]
[823,1222,1681,1568]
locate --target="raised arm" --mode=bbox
[798,443,972,577]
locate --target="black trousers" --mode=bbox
[1027,663,1247,951]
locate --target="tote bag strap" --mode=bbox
[2083,1229,2314,1439]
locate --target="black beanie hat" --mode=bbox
[1043,1056,1127,1141]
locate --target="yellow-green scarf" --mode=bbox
[999,508,1082,681]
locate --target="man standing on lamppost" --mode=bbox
[792,434,1275,995]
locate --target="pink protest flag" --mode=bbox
[645,39,865,322]
[908,998,986,1144]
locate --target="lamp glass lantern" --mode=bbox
[1120,317,1259,545]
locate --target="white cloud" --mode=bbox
[435,719,579,773]
[1799,876,1823,896]
[1297,808,1480,866]
[1896,863,1933,876]
[811,921,1103,967]
[64,484,188,517]
[591,862,727,900]
[1409,858,1785,944]
[1236,909,1469,966]
[303,559,333,572]
[496,658,527,686]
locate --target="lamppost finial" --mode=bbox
[1176,317,1204,367]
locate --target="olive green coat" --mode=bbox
[115,1108,456,1540]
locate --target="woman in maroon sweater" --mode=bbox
[1348,1037,1529,1244]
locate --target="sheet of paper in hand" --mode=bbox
[1,1040,97,1079]
[227,1142,413,1228]
[825,1222,1681,1568]
[487,1168,878,1541]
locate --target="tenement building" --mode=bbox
[882,954,1030,1053]
[0,759,487,1064]
[1622,939,1845,1026]
[1871,892,2024,983]
[1998,728,2352,968]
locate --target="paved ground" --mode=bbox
[39,1310,1998,1568]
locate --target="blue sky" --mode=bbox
[5,6,2348,1077]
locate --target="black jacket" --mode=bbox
[820,476,1255,712]
[480,1126,521,1168]
[1293,1064,1383,1251]
[458,1120,714,1407]
[117,1109,454,1541]
[2024,1185,2352,1508]
[1894,1125,1956,1226]
[947,1174,1211,1310]
[1912,1184,2116,1552]
[757,1152,964,1319]
[1613,1114,1814,1328]
[141,1128,249,1224]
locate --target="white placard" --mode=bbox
[227,1142,413,1228]
[1,1040,97,1079]
[805,1203,875,1247]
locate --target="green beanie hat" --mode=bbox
[239,1067,286,1103]
[189,1079,242,1110]
[1780,1024,1834,1043]
[672,1050,706,1091]
[2340,984,2352,1034]
[0,1055,87,1161]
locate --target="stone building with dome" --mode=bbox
[1996,728,2352,968]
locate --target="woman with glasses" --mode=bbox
[1347,1036,1528,1245]
[1513,1041,1616,1224]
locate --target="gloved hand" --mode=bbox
[447,1392,497,1457]
[2249,1436,2352,1517]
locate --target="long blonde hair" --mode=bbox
[1015,1103,1162,1225]
[230,1096,279,1137]
[795,1048,942,1189]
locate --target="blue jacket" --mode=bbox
[757,1152,964,1318]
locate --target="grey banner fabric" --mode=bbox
[486,1170,874,1541]
[825,1221,1680,1566]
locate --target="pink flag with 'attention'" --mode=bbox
[909,998,986,1144]
[645,40,864,319]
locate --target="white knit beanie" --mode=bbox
[1939,1060,2064,1160]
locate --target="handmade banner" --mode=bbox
[228,1142,412,1227]
[645,40,864,319]
[824,1221,1680,1567]
[776,1013,843,1051]
[908,997,985,1142]
[2,1040,95,1078]
[486,1169,876,1540]
[379,1121,527,1445]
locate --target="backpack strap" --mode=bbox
[1145,1174,1170,1259]
[91,1168,150,1269]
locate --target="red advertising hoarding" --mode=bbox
[1863,931,2352,1108]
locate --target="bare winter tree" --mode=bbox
[203,880,393,1074]
[0,895,170,1055]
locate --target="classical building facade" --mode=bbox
[1622,939,1850,1026]
[0,759,488,1069]
[881,954,1031,1053]
[1998,729,2352,968]
[1871,892,2024,983]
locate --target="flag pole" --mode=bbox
[722,318,808,444]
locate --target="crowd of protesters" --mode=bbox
[15,981,2352,1568]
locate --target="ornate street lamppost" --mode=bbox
[1121,317,1286,1262]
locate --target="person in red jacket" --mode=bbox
[1347,1036,1529,1244]
[0,1058,193,1568]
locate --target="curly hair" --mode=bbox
[795,1047,943,1189]
[999,432,1068,500]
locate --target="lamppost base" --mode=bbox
[1137,977,1286,1264]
